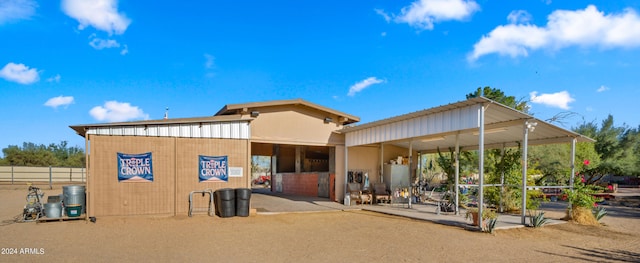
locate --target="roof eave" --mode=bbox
[215,98,360,124]
[69,114,252,138]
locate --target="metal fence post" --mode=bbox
[11,165,14,184]
[49,166,53,190]
[70,167,72,182]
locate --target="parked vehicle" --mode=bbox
[252,175,271,187]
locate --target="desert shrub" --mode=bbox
[593,206,607,221]
[528,210,550,228]
[571,206,600,225]
[564,182,597,209]
[564,182,601,225]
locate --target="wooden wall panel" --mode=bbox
[174,138,248,215]
[88,135,249,217]
[89,135,175,217]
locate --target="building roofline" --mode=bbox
[215,98,360,124]
[69,114,251,137]
[339,96,594,142]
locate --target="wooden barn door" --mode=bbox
[318,173,329,198]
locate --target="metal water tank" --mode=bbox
[63,185,86,214]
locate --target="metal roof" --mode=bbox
[215,98,360,125]
[70,114,251,137]
[341,97,594,153]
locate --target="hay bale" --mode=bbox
[571,206,600,226]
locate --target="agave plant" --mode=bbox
[593,206,607,221]
[484,218,498,233]
[529,210,550,228]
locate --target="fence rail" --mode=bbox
[0,166,85,187]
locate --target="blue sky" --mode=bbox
[1,0,640,154]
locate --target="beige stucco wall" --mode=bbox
[382,144,417,166]
[347,146,381,184]
[250,105,345,146]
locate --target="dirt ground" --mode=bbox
[1,183,639,262]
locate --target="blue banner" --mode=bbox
[199,155,228,182]
[117,152,154,182]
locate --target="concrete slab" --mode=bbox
[250,188,566,231]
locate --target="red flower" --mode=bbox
[583,159,590,166]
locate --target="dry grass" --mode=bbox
[570,206,600,226]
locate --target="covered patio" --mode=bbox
[339,97,593,229]
[250,188,566,231]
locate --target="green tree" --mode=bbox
[621,126,640,175]
[467,86,529,113]
[1,141,85,167]
[572,115,639,180]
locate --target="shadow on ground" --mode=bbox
[540,246,640,262]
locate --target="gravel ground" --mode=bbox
[1,183,639,262]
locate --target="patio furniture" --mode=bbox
[348,183,371,205]
[373,183,390,204]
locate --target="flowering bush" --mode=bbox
[564,181,602,225]
[564,182,597,209]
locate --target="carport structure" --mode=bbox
[340,97,594,229]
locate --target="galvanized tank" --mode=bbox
[63,185,86,214]
[44,202,62,218]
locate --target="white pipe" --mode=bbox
[381,143,384,183]
[408,141,413,209]
[478,105,485,230]
[521,121,529,225]
[500,143,505,213]
[455,134,460,215]
[569,138,576,218]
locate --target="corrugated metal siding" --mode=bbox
[346,104,481,147]
[85,121,250,139]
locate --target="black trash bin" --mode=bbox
[214,188,235,218]
[235,188,252,217]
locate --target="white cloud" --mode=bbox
[507,10,532,24]
[394,0,480,30]
[204,54,215,69]
[0,0,37,24]
[89,101,149,122]
[89,37,120,50]
[348,77,385,96]
[61,0,131,35]
[381,32,387,37]
[375,8,391,23]
[120,44,129,55]
[597,85,609,92]
[44,95,74,109]
[530,91,575,110]
[0,62,39,84]
[47,74,61,82]
[470,5,640,61]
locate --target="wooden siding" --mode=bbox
[88,135,248,217]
